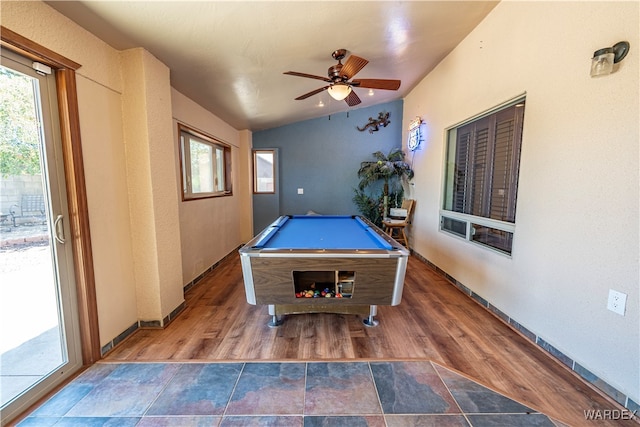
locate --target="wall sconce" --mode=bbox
[591,41,630,77]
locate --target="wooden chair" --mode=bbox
[383,199,415,247]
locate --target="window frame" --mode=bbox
[178,123,232,201]
[252,149,276,194]
[440,95,525,256]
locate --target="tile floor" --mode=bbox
[18,361,564,426]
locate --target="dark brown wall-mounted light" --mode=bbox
[590,41,630,77]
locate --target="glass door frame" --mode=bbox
[1,46,82,418]
[1,27,100,424]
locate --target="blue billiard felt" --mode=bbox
[254,215,392,250]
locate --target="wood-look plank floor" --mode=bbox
[105,254,626,426]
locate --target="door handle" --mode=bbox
[54,214,65,244]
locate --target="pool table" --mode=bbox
[239,215,410,326]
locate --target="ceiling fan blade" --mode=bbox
[295,86,329,100]
[351,79,401,91]
[284,71,332,82]
[345,90,361,107]
[339,55,368,79]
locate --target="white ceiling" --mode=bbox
[45,1,499,131]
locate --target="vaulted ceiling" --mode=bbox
[46,1,499,131]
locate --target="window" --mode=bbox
[441,97,525,255]
[253,150,275,193]
[179,124,232,200]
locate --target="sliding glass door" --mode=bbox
[0,49,82,424]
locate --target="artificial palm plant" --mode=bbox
[354,148,414,225]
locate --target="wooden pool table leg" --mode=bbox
[267,304,283,327]
[362,305,379,327]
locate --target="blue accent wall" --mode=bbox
[253,100,403,223]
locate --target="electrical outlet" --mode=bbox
[607,289,627,316]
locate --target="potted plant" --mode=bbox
[353,148,414,226]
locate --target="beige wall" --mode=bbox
[238,130,255,242]
[75,75,137,343]
[171,89,248,285]
[403,1,639,403]
[120,48,184,323]
[1,0,251,348]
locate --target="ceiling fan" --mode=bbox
[284,49,401,107]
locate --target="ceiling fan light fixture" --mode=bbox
[327,84,352,101]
